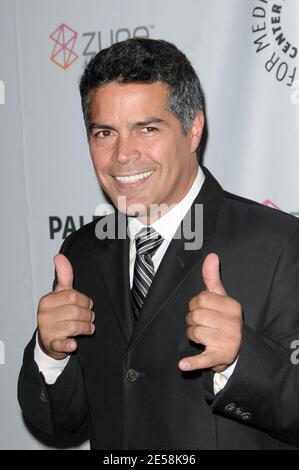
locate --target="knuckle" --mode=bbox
[229,299,242,315]
[193,327,202,343]
[197,291,209,307]
[235,316,243,330]
[230,315,242,333]
[188,297,196,310]
[83,294,92,308]
[186,327,193,340]
[68,304,81,319]
[199,290,208,300]
[88,322,94,334]
[186,312,192,325]
[37,307,45,320]
[38,293,52,310]
[65,320,77,335]
[67,289,78,305]
[235,304,243,319]
[193,309,203,324]
[37,309,50,329]
[188,310,198,326]
[81,322,91,335]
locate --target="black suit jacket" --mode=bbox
[18,167,299,449]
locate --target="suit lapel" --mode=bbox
[95,213,135,343]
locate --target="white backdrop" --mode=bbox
[0,0,298,449]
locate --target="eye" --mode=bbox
[93,129,114,138]
[141,126,158,134]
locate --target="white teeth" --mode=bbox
[115,170,154,184]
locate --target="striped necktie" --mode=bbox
[131,227,164,319]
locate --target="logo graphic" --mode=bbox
[50,23,153,69]
[263,199,281,210]
[252,0,298,87]
[50,23,79,70]
[263,199,299,218]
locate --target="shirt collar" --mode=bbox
[127,166,205,242]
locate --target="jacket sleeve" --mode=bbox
[17,232,87,435]
[204,226,299,447]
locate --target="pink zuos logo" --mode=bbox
[263,199,281,210]
[263,199,299,218]
[50,23,79,70]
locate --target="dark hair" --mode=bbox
[79,38,205,136]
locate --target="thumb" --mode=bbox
[54,254,74,291]
[202,253,226,295]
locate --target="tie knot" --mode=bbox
[135,227,164,257]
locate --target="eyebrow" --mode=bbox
[89,123,116,132]
[89,118,169,132]
[134,118,168,127]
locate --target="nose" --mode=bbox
[114,134,141,164]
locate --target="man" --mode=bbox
[18,38,299,450]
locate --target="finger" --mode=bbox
[55,320,95,338]
[54,254,74,291]
[186,308,228,328]
[189,291,235,313]
[51,338,78,354]
[39,290,92,310]
[186,325,222,346]
[47,304,94,323]
[178,350,219,371]
[202,253,226,296]
[187,300,239,326]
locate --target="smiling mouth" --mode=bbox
[114,170,155,184]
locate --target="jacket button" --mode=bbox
[126,369,139,382]
[225,402,236,413]
[241,412,252,421]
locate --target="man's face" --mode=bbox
[88,81,204,222]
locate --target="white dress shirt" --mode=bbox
[35,166,237,391]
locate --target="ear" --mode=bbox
[189,112,204,153]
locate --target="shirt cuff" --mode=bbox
[34,332,70,385]
[213,357,238,394]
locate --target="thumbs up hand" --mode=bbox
[179,253,242,373]
[37,254,95,360]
